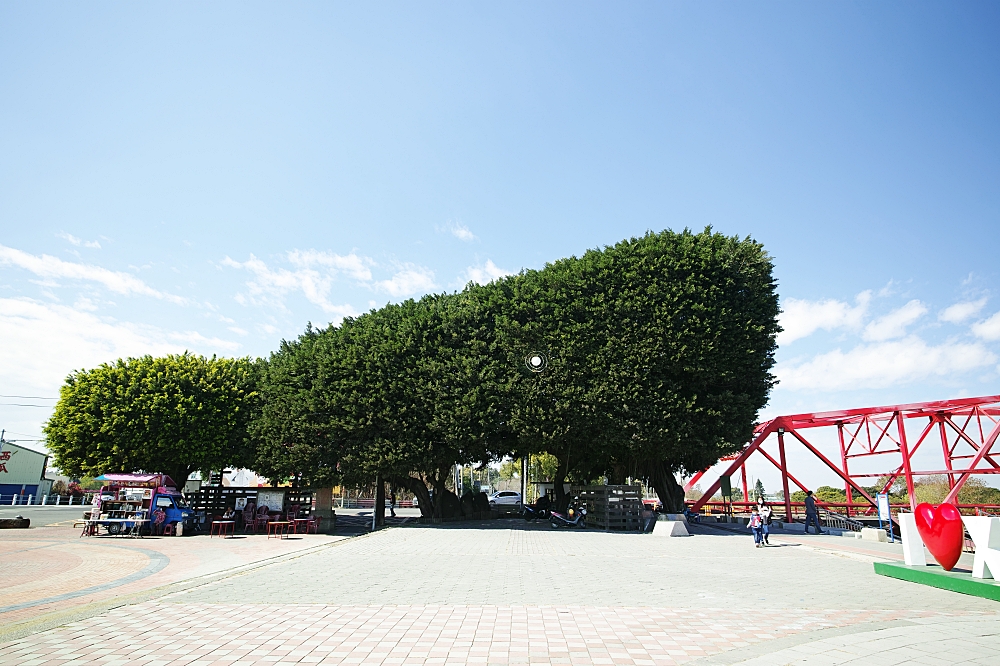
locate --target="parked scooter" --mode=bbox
[522,504,550,522]
[522,494,552,522]
[549,504,587,528]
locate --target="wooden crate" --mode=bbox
[573,485,643,531]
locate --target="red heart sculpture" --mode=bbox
[914,502,964,571]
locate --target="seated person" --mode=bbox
[151,508,167,534]
[222,507,236,520]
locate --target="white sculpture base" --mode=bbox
[653,520,689,537]
[861,527,888,543]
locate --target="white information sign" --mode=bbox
[257,489,285,512]
[877,492,891,521]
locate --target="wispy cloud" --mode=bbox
[777,291,871,345]
[375,265,437,297]
[972,311,1000,341]
[863,299,928,341]
[0,297,240,395]
[776,336,996,391]
[461,259,513,286]
[940,298,988,324]
[222,254,359,318]
[438,221,476,242]
[0,243,185,305]
[57,232,101,249]
[287,249,373,281]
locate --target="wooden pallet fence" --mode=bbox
[573,485,643,531]
[183,486,314,517]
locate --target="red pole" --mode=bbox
[938,417,955,491]
[896,411,917,512]
[838,422,852,517]
[778,429,792,523]
[741,464,749,508]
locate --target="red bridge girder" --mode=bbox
[686,395,1000,522]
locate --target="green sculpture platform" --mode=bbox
[874,561,1000,601]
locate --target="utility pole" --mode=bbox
[521,455,528,506]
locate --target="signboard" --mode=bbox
[257,489,286,512]
[877,492,891,521]
[720,475,732,498]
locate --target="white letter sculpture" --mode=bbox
[898,512,926,566]
[962,516,1000,580]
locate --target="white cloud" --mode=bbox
[461,259,513,286]
[939,298,987,324]
[286,249,373,281]
[972,311,1000,341]
[0,243,185,304]
[375,265,437,297]
[862,300,928,341]
[222,254,360,318]
[449,223,476,242]
[776,335,996,391]
[57,232,101,249]
[777,291,871,345]
[0,297,239,395]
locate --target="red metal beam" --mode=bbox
[942,415,1000,470]
[778,429,792,522]
[896,411,917,511]
[787,427,880,511]
[943,419,1000,505]
[683,468,708,493]
[689,422,777,513]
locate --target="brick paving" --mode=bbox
[1,520,998,664]
[0,603,983,666]
[0,524,345,627]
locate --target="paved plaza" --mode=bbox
[1,514,998,665]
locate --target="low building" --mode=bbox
[0,441,52,498]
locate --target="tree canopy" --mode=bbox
[44,353,259,488]
[252,227,779,513]
[44,228,780,515]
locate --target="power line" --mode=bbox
[0,403,54,407]
[0,394,57,400]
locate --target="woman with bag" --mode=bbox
[759,501,772,546]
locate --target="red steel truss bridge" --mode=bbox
[685,394,1000,523]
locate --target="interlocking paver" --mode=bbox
[3,522,999,664]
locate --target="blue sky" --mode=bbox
[2,3,999,486]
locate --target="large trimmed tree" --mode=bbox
[44,353,259,488]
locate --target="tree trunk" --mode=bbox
[374,473,386,527]
[648,461,686,513]
[166,465,192,492]
[553,454,569,514]
[394,475,433,517]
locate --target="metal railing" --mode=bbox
[1,493,95,506]
[819,508,866,532]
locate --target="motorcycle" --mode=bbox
[522,504,550,522]
[549,505,587,528]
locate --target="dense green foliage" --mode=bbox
[44,228,781,515]
[44,353,259,488]
[255,227,780,514]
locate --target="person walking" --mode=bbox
[759,501,772,545]
[748,508,764,548]
[804,490,825,534]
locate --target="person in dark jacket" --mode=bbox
[804,490,825,534]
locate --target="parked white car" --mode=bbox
[489,491,522,507]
